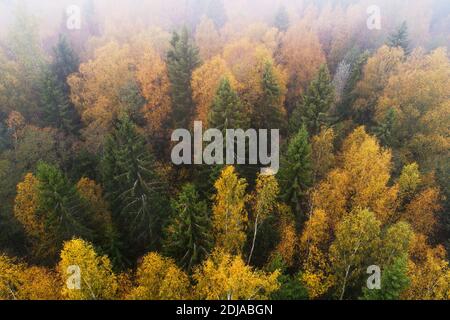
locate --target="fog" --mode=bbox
[0,0,449,53]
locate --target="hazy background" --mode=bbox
[0,0,449,54]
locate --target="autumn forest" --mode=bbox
[0,0,449,301]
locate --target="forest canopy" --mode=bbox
[0,0,449,300]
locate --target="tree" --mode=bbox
[128,252,190,300]
[40,70,79,134]
[248,174,279,265]
[279,22,326,109]
[68,41,136,151]
[208,78,249,131]
[312,127,396,226]
[206,0,227,29]
[311,128,335,183]
[353,46,404,126]
[278,126,312,222]
[192,56,237,125]
[212,166,248,254]
[291,64,335,136]
[58,238,117,300]
[361,255,410,300]
[387,22,411,55]
[253,62,287,130]
[329,209,381,300]
[404,188,441,236]
[34,163,93,261]
[193,250,280,300]
[101,116,167,259]
[274,6,290,32]
[163,184,213,271]
[195,17,222,60]
[136,46,172,141]
[167,28,200,128]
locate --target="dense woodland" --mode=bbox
[0,0,449,300]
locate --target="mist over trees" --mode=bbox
[0,0,449,300]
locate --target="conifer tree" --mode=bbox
[101,116,167,259]
[163,183,213,272]
[387,22,411,55]
[208,77,249,131]
[206,0,227,29]
[274,5,290,32]
[253,62,286,130]
[290,65,335,136]
[278,126,312,223]
[167,28,200,129]
[35,162,93,261]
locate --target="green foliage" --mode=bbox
[163,183,213,272]
[278,126,312,223]
[35,162,93,262]
[208,77,249,131]
[167,28,200,129]
[387,22,411,55]
[101,116,167,260]
[253,62,286,130]
[290,65,335,136]
[361,255,410,300]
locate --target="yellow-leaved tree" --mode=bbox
[58,238,118,300]
[212,166,248,254]
[193,250,280,300]
[128,252,190,300]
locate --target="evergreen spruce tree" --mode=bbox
[35,162,93,261]
[290,65,335,136]
[101,116,167,259]
[277,126,312,223]
[40,36,80,133]
[208,77,249,131]
[167,28,200,129]
[206,0,227,29]
[253,62,285,130]
[374,108,397,147]
[163,183,213,272]
[361,255,410,300]
[274,5,290,32]
[40,70,78,133]
[387,21,411,55]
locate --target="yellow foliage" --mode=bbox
[58,238,118,300]
[128,252,190,300]
[195,17,223,60]
[403,188,441,236]
[192,56,237,125]
[136,46,172,138]
[14,173,43,238]
[193,250,280,300]
[212,166,248,254]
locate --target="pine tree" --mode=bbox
[374,108,397,147]
[40,70,78,133]
[278,126,312,223]
[208,77,249,131]
[253,62,285,130]
[291,65,335,136]
[101,116,167,260]
[361,255,410,300]
[40,36,80,133]
[35,162,93,262]
[206,0,227,29]
[274,5,290,32]
[51,35,79,92]
[163,183,213,272]
[167,28,200,129]
[387,21,411,55]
